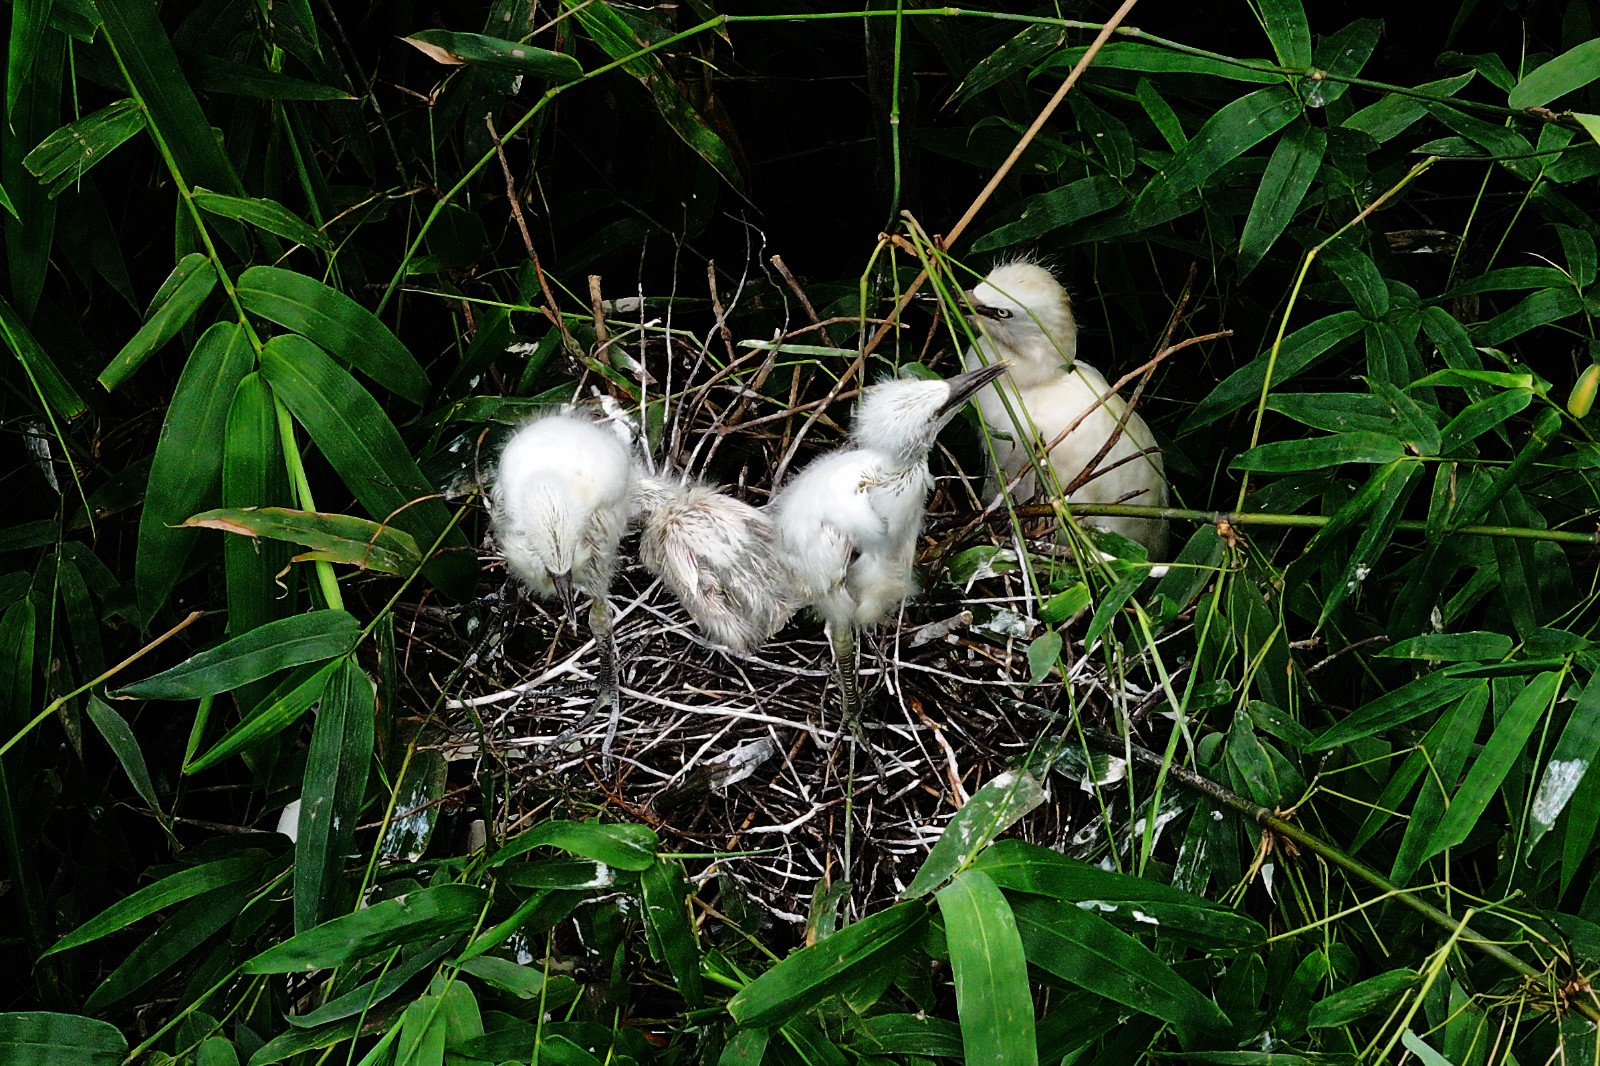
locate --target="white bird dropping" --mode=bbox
[962,261,1169,558]
[635,476,794,654]
[489,412,636,707]
[771,363,1006,724]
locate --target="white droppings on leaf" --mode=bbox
[276,799,301,842]
[1132,910,1159,925]
[1533,758,1589,827]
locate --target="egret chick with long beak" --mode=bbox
[635,476,794,654]
[770,363,1007,727]
[490,413,636,709]
[963,262,1169,558]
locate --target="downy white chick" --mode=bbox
[770,363,1007,724]
[489,412,637,707]
[635,476,794,654]
[963,262,1169,558]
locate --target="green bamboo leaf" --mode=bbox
[903,770,1046,898]
[185,662,337,773]
[847,1015,963,1058]
[98,253,218,391]
[1507,39,1600,109]
[1437,388,1532,455]
[640,859,705,1009]
[136,322,253,621]
[1084,567,1146,648]
[222,373,296,643]
[21,98,145,196]
[243,883,487,973]
[4,0,64,316]
[974,840,1224,905]
[1027,630,1062,685]
[1070,93,1135,177]
[0,181,18,219]
[487,819,659,870]
[1038,583,1091,624]
[1577,113,1600,149]
[115,610,359,700]
[1227,713,1282,806]
[0,1013,127,1065]
[1134,87,1301,222]
[92,0,246,197]
[44,855,263,955]
[456,955,578,1005]
[1309,673,1478,750]
[1319,238,1388,320]
[1267,392,1395,434]
[258,335,476,597]
[289,938,453,1028]
[1307,969,1420,1029]
[1343,73,1473,143]
[0,292,87,419]
[1318,457,1424,625]
[197,1038,239,1066]
[1554,225,1596,288]
[192,189,331,251]
[937,870,1037,1066]
[1473,287,1584,347]
[971,176,1127,253]
[1010,896,1230,1036]
[1310,19,1381,107]
[726,900,928,1029]
[1528,672,1600,850]
[1381,632,1513,661]
[294,660,374,934]
[1421,670,1562,863]
[402,30,583,81]
[1429,104,1537,179]
[1442,266,1570,297]
[567,3,745,191]
[83,696,161,816]
[1184,311,1365,432]
[378,748,446,861]
[185,506,422,577]
[951,22,1069,108]
[1238,120,1325,276]
[1231,430,1406,472]
[237,266,429,404]
[1390,684,1489,884]
[1258,0,1310,67]
[193,56,355,101]
[1136,78,1187,150]
[85,879,258,1012]
[1043,42,1281,84]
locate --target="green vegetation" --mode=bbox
[3,1,1600,1063]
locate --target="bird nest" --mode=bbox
[409,266,1180,930]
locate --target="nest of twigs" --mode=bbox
[416,260,1181,926]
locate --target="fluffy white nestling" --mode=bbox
[962,261,1169,558]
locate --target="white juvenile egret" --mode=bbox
[770,363,1007,726]
[635,476,794,654]
[489,412,637,709]
[962,262,1169,558]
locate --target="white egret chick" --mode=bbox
[770,363,1007,725]
[489,413,636,708]
[635,476,794,654]
[963,262,1169,558]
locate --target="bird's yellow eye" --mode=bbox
[995,308,1012,319]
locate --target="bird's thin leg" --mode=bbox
[588,594,623,765]
[828,622,863,740]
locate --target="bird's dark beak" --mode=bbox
[964,290,1004,320]
[940,362,1007,416]
[550,570,579,626]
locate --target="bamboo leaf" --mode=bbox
[1043,42,1281,84]
[1343,73,1473,143]
[936,870,1037,1066]
[903,770,1047,898]
[1317,459,1424,624]
[1134,87,1301,222]
[640,859,705,1010]
[258,335,476,597]
[1238,120,1325,276]
[726,900,928,1029]
[402,30,583,81]
[1472,287,1584,346]
[1230,430,1406,472]
[487,819,659,870]
[242,883,486,973]
[221,373,295,642]
[1010,896,1230,1036]
[1381,632,1513,661]
[21,98,146,196]
[1421,670,1562,863]
[1390,684,1489,884]
[115,610,359,700]
[185,660,338,773]
[98,253,218,391]
[85,879,258,1012]
[0,1013,127,1065]
[1309,673,1479,750]
[237,266,429,404]
[295,659,375,933]
[1528,671,1600,850]
[193,56,355,101]
[44,855,264,955]
[1184,310,1365,432]
[192,189,332,251]
[971,176,1127,253]
[1258,0,1311,68]
[83,696,161,816]
[1267,392,1394,434]
[1320,238,1389,319]
[136,322,253,621]
[1507,39,1600,109]
[184,506,422,577]
[0,292,87,419]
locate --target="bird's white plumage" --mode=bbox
[771,368,1002,630]
[963,261,1169,557]
[489,413,636,600]
[635,476,794,653]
